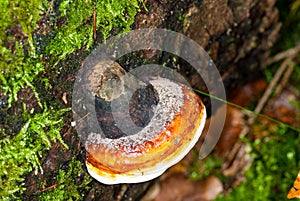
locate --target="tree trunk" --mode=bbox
[24,0,280,200]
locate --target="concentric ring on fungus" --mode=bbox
[84,62,206,185]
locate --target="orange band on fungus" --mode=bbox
[85,77,206,184]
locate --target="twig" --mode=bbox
[45,0,54,18]
[77,112,90,123]
[276,61,295,95]
[265,43,300,66]
[40,184,57,192]
[93,7,97,40]
[237,56,293,138]
[222,55,297,172]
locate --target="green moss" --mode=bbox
[275,0,300,50]
[0,0,48,107]
[37,158,92,201]
[0,0,45,65]
[0,1,49,195]
[237,1,300,197]
[214,125,300,201]
[46,0,141,66]
[0,105,70,200]
[0,0,141,200]
[189,152,222,181]
[1,0,141,105]
[290,62,300,91]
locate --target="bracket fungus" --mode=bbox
[82,61,207,185]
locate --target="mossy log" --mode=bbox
[23,0,280,200]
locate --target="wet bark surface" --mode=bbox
[20,0,281,200]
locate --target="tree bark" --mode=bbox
[24,0,280,200]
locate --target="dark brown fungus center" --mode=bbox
[95,84,159,139]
